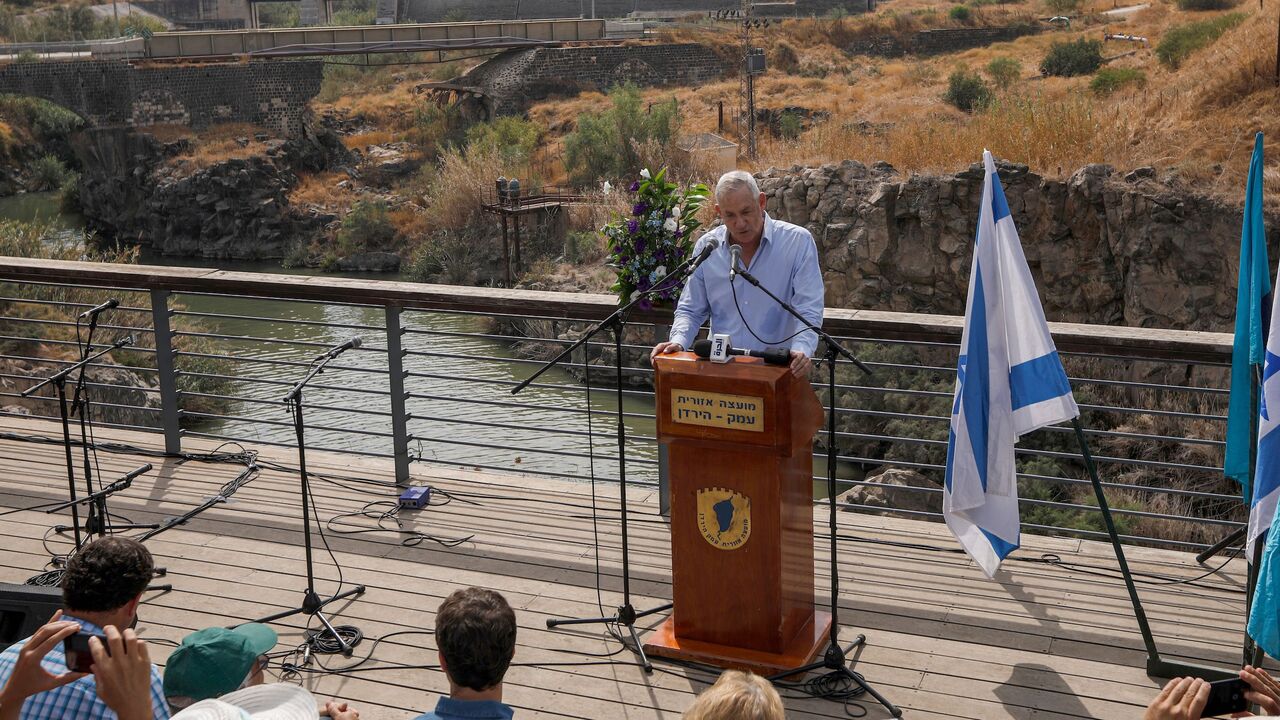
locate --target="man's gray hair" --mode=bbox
[715,170,761,201]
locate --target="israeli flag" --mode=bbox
[944,151,1080,578]
[1248,258,1280,655]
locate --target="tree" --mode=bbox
[563,84,681,186]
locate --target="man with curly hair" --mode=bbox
[414,587,517,720]
[0,537,169,720]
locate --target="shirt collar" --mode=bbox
[721,213,775,253]
[60,615,105,635]
[433,697,514,720]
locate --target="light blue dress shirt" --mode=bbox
[0,616,171,720]
[669,213,825,357]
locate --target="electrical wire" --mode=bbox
[325,499,473,548]
[728,271,808,348]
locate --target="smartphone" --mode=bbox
[63,632,106,674]
[1200,677,1248,718]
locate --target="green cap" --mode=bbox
[163,624,278,702]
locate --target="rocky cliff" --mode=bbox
[74,123,348,260]
[760,160,1279,331]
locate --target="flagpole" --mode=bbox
[1073,416,1235,680]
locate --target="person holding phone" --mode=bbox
[0,537,169,720]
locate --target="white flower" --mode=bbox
[672,205,682,221]
[640,168,651,179]
[663,217,678,233]
[654,266,667,279]
[602,181,612,194]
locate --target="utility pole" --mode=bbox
[112,0,121,37]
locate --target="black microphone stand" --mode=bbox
[730,266,900,717]
[254,346,366,657]
[22,337,161,554]
[511,242,719,672]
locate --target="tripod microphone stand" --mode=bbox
[727,264,900,717]
[23,335,160,547]
[511,239,722,672]
[254,338,366,657]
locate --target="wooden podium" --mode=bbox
[643,352,830,675]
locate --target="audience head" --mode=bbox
[62,537,153,628]
[684,670,784,720]
[434,587,516,694]
[164,624,278,710]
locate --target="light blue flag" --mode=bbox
[1247,252,1280,657]
[943,151,1080,578]
[1226,132,1270,500]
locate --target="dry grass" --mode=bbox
[156,122,277,173]
[288,171,347,208]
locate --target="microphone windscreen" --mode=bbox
[350,337,363,349]
[691,339,713,358]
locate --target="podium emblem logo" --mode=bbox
[696,488,751,550]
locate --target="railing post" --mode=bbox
[150,289,181,455]
[385,304,411,486]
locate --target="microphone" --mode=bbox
[729,244,741,280]
[321,336,362,359]
[78,298,119,319]
[692,338,791,366]
[107,463,153,492]
[688,236,721,272]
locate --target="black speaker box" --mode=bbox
[0,582,63,645]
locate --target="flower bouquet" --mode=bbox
[603,167,709,310]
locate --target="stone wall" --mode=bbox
[758,160,1280,331]
[847,23,1043,57]
[0,60,323,136]
[455,44,726,114]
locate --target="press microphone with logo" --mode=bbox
[78,298,119,319]
[322,336,362,359]
[729,244,741,280]
[692,338,791,366]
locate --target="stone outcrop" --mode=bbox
[75,122,349,260]
[837,468,940,517]
[760,160,1279,331]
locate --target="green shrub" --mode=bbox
[943,68,992,112]
[949,5,972,22]
[779,111,803,140]
[1089,66,1146,94]
[255,2,300,27]
[335,199,397,255]
[985,56,1022,89]
[1175,0,1235,10]
[1156,12,1247,69]
[563,83,681,187]
[30,154,72,191]
[441,8,470,21]
[1039,38,1103,77]
[465,116,541,164]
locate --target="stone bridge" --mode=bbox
[0,59,323,135]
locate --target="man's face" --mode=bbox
[715,189,766,245]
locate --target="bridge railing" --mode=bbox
[0,257,1238,550]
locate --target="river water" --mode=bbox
[0,193,660,484]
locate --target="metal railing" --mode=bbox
[0,257,1239,550]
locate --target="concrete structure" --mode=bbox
[676,133,737,176]
[439,42,726,115]
[0,59,323,134]
[402,0,855,22]
[133,0,255,29]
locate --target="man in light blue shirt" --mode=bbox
[0,537,169,720]
[651,170,824,377]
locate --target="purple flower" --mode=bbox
[634,237,646,254]
[633,202,649,216]
[655,249,667,263]
[626,220,638,234]
[638,298,653,311]
[637,276,651,291]
[629,181,640,192]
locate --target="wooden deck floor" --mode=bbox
[0,417,1255,720]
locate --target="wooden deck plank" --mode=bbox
[0,419,1257,719]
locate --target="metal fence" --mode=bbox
[0,258,1239,550]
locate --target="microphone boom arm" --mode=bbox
[734,266,872,375]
